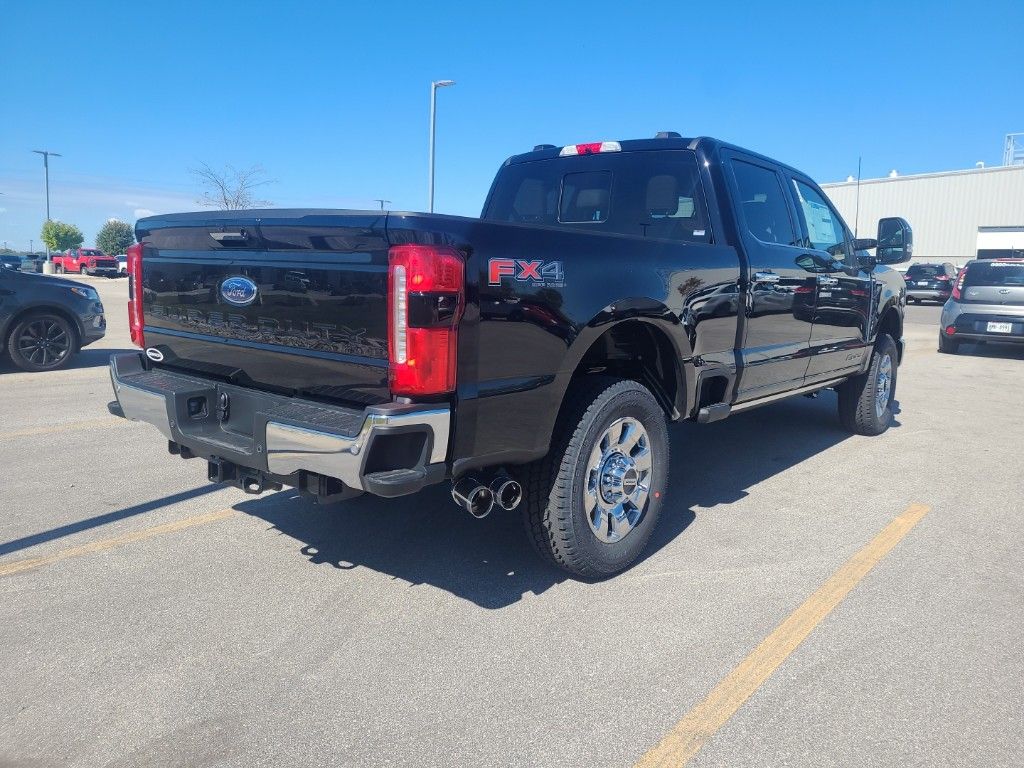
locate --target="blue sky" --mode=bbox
[1,0,1021,250]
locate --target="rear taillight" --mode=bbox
[951,268,966,300]
[945,325,957,336]
[936,275,950,282]
[387,244,464,397]
[127,243,144,348]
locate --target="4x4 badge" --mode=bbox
[488,258,565,287]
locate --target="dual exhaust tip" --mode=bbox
[451,475,522,519]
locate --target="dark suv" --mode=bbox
[904,262,958,304]
[0,262,106,371]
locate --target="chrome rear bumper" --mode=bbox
[109,352,450,496]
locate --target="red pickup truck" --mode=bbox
[53,248,120,277]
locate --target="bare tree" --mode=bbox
[190,162,275,209]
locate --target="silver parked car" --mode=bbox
[940,259,1024,353]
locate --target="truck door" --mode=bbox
[784,175,872,382]
[723,153,816,401]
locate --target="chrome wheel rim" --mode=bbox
[875,354,893,419]
[17,319,70,368]
[584,417,652,543]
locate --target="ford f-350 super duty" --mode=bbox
[108,134,912,577]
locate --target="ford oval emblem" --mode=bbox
[221,276,259,306]
[145,347,164,362]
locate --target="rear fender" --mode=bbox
[557,298,694,418]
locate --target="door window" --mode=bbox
[731,160,798,247]
[792,179,852,264]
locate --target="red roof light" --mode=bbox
[559,141,622,156]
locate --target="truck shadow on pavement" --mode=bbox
[234,391,880,609]
[0,348,133,374]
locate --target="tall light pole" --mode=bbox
[32,149,62,264]
[428,80,455,213]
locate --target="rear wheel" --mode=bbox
[7,313,76,372]
[837,334,898,436]
[938,333,959,354]
[521,377,669,578]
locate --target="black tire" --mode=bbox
[6,312,76,372]
[54,263,64,274]
[837,334,898,436]
[520,377,669,578]
[938,333,959,354]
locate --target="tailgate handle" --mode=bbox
[210,230,248,242]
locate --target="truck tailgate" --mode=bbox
[137,211,390,406]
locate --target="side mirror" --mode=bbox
[876,217,913,264]
[852,238,877,251]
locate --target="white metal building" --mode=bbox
[822,164,1024,267]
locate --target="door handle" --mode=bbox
[754,271,781,284]
[817,275,839,287]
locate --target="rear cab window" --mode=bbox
[484,150,711,243]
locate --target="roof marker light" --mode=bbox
[559,141,622,156]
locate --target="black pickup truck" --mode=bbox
[108,134,911,577]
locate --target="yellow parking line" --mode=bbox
[0,417,130,441]
[0,508,238,578]
[635,502,931,768]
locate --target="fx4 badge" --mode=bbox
[488,259,565,287]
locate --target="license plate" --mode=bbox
[917,281,929,286]
[987,322,1013,333]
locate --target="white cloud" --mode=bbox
[0,174,198,248]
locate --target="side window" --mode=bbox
[731,160,798,247]
[792,179,852,262]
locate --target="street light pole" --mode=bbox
[32,150,62,264]
[428,80,455,213]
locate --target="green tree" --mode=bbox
[96,219,135,255]
[41,220,84,252]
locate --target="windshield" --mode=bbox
[963,261,1024,288]
[483,150,711,243]
[906,265,943,278]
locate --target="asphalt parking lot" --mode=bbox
[2,276,1022,768]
